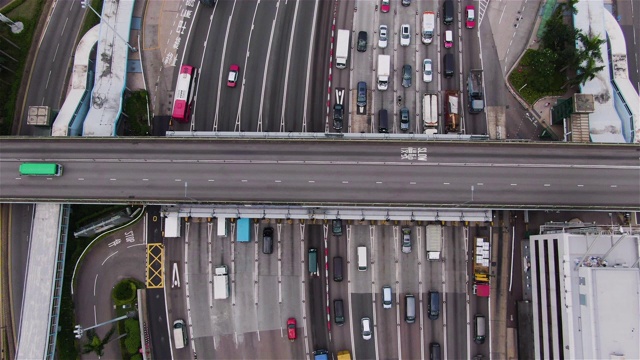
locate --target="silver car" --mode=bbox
[378,25,388,49]
[400,24,410,46]
[402,227,412,253]
[423,59,433,83]
[361,317,372,340]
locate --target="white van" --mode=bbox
[217,217,227,237]
[382,286,392,309]
[173,319,187,349]
[357,246,367,271]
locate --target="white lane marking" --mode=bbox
[172,262,181,288]
[101,251,117,265]
[93,273,99,296]
[53,158,640,170]
[544,184,550,187]
[510,183,517,186]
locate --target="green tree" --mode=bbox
[81,327,117,358]
[560,0,580,15]
[540,12,576,69]
[576,31,605,63]
[571,57,604,86]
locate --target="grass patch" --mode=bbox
[78,0,103,39]
[113,278,144,359]
[123,90,151,136]
[0,0,45,135]
[508,49,565,104]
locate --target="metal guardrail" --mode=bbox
[166,131,488,141]
[46,204,71,359]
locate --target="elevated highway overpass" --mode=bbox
[1,137,638,210]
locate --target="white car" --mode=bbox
[423,59,433,83]
[361,317,372,340]
[400,24,410,46]
[378,25,388,49]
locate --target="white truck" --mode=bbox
[214,265,229,299]
[377,55,390,90]
[335,29,350,69]
[421,11,435,44]
[422,93,438,134]
[426,224,442,260]
[164,214,181,237]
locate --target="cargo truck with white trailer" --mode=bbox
[214,265,229,299]
[426,224,443,260]
[377,55,391,90]
[421,11,435,44]
[335,29,350,69]
[422,93,438,134]
[164,214,181,238]
[444,90,461,133]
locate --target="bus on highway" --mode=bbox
[19,163,63,176]
[171,65,197,123]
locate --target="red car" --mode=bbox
[287,318,297,341]
[381,0,390,13]
[227,64,240,87]
[465,5,476,29]
[444,30,453,48]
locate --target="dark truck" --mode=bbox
[468,69,485,113]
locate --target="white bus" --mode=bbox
[171,65,197,123]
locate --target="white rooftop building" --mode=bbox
[574,0,639,143]
[529,224,640,359]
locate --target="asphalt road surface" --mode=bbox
[184,0,328,133]
[0,139,638,209]
[74,220,147,359]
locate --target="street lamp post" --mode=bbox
[74,312,136,339]
[80,0,137,52]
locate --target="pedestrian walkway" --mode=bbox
[133,0,195,122]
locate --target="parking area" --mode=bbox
[170,220,490,359]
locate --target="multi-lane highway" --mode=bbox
[180,0,329,133]
[177,0,489,135]
[170,218,493,359]
[0,138,638,209]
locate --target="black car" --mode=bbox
[332,219,343,236]
[357,31,367,52]
[333,103,343,130]
[402,64,412,88]
[400,107,409,131]
[402,0,411,6]
[262,227,274,254]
